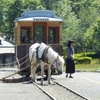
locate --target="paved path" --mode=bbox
[53,72,100,100]
[0,68,100,100]
[0,69,51,100]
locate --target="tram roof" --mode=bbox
[15,10,63,22]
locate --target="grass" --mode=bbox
[75,59,100,72]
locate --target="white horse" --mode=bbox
[29,43,64,85]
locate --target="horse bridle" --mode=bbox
[51,55,59,71]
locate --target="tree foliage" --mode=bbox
[85,18,100,53]
[0,0,100,52]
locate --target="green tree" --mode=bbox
[53,0,84,52]
[5,0,23,40]
[22,0,43,10]
[0,0,100,53]
[0,0,6,34]
[40,0,61,10]
[0,0,42,40]
[68,0,100,36]
[85,18,100,53]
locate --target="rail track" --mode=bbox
[33,79,90,100]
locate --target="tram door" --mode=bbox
[34,25,44,42]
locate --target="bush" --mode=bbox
[75,57,92,64]
[75,53,84,57]
[63,47,98,64]
[75,52,100,59]
[86,53,100,58]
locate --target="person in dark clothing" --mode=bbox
[66,40,75,78]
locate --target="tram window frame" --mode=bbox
[20,26,31,44]
[48,27,59,44]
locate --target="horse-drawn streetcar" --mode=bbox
[14,10,63,77]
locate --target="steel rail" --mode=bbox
[32,78,90,100]
[33,82,57,100]
[32,79,90,100]
[52,79,90,100]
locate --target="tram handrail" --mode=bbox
[18,53,29,62]
[20,58,30,66]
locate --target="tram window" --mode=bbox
[49,29,54,43]
[21,27,31,43]
[48,27,59,44]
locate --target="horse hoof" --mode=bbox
[48,81,52,84]
[30,80,33,83]
[40,81,44,85]
[30,78,36,83]
[41,83,44,85]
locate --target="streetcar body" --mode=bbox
[14,10,63,76]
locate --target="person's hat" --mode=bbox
[69,40,75,43]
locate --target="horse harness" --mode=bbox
[36,45,50,64]
[31,44,59,70]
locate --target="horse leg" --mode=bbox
[40,63,44,85]
[31,67,36,82]
[31,64,38,82]
[48,65,51,84]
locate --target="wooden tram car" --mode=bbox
[14,10,63,76]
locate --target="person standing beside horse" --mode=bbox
[66,40,75,78]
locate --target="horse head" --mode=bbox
[53,55,64,74]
